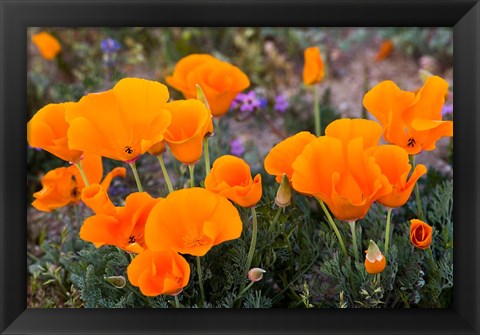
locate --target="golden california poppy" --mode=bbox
[363,76,453,155]
[80,192,161,254]
[375,40,394,62]
[127,250,190,296]
[66,78,172,162]
[303,47,324,86]
[264,131,316,183]
[166,54,250,117]
[145,187,242,256]
[409,219,433,249]
[163,99,211,165]
[324,118,384,150]
[28,102,83,163]
[32,154,124,212]
[81,184,116,216]
[367,145,427,208]
[291,136,391,221]
[31,32,61,60]
[205,155,262,208]
[364,240,387,274]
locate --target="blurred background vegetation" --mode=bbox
[27,27,453,308]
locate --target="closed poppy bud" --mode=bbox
[127,250,190,297]
[364,240,387,274]
[410,219,433,249]
[248,268,266,282]
[166,54,250,117]
[303,47,324,85]
[205,155,262,208]
[196,84,214,136]
[163,99,211,165]
[275,174,291,208]
[105,275,126,289]
[27,102,83,163]
[31,32,61,60]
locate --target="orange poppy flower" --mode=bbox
[127,250,190,296]
[409,219,433,249]
[65,78,172,162]
[163,99,211,165]
[31,32,61,60]
[303,47,324,86]
[81,183,116,216]
[80,192,161,253]
[166,54,250,117]
[324,118,384,150]
[363,76,453,155]
[145,187,242,256]
[147,141,166,156]
[291,136,391,221]
[375,40,394,62]
[205,155,262,208]
[264,131,316,183]
[32,154,125,212]
[364,240,387,274]
[367,145,427,208]
[27,102,83,163]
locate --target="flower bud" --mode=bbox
[196,84,214,137]
[364,240,386,274]
[105,275,126,289]
[248,268,266,282]
[275,173,292,208]
[409,219,433,249]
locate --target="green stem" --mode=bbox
[238,207,259,305]
[318,200,348,257]
[188,164,195,188]
[234,281,255,303]
[409,155,424,220]
[174,295,180,308]
[128,161,143,192]
[75,162,90,186]
[269,207,283,232]
[348,220,359,262]
[384,207,393,256]
[157,156,173,194]
[203,137,211,175]
[313,85,321,136]
[196,256,205,306]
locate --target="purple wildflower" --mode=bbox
[231,91,261,114]
[100,38,121,54]
[274,94,289,113]
[259,98,268,109]
[441,103,453,117]
[230,139,245,157]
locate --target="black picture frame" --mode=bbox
[1,0,479,334]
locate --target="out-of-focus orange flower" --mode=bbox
[205,155,262,208]
[264,131,316,183]
[291,136,391,221]
[127,249,190,296]
[80,192,161,253]
[303,47,324,85]
[147,141,166,156]
[364,240,386,274]
[375,40,394,62]
[166,54,250,117]
[363,76,453,155]
[163,99,211,165]
[31,32,61,60]
[27,102,83,163]
[409,219,433,249]
[32,155,124,212]
[66,78,171,162]
[145,188,242,256]
[367,145,427,208]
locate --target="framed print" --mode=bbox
[1,0,479,334]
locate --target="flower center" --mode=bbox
[183,227,210,248]
[407,137,416,148]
